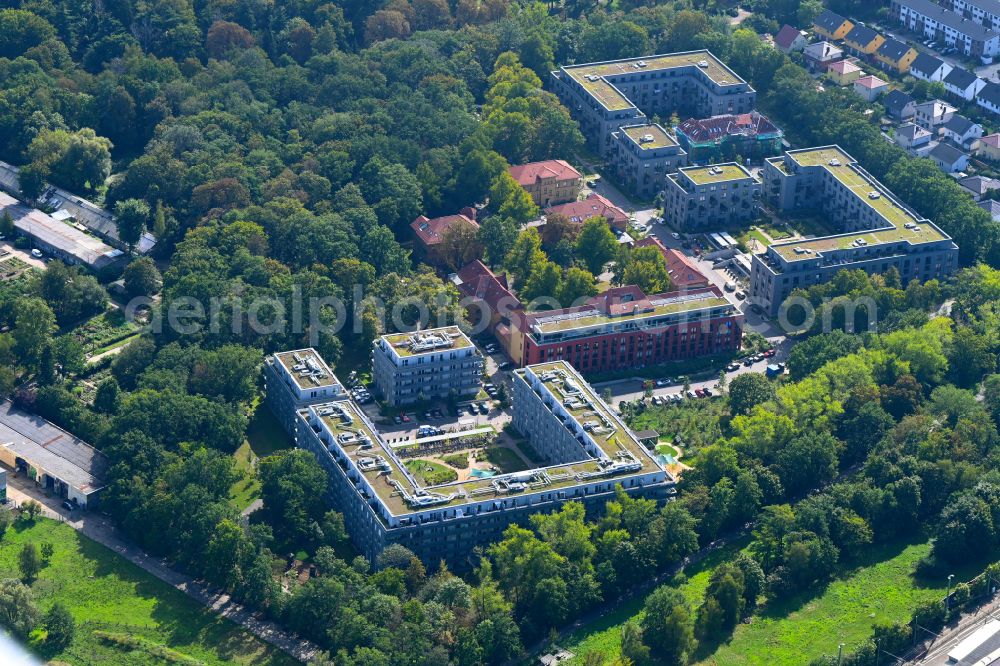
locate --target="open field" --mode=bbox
[228,405,292,511]
[564,537,972,666]
[0,518,294,666]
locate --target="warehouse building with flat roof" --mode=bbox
[0,401,108,508]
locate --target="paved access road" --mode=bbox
[4,471,318,663]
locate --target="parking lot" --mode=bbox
[0,238,47,271]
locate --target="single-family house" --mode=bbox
[545,193,630,230]
[958,175,1000,200]
[940,114,984,148]
[804,41,844,72]
[896,122,933,151]
[827,59,863,86]
[774,25,808,53]
[410,210,480,267]
[875,38,919,73]
[854,75,889,102]
[883,89,917,120]
[813,10,855,41]
[977,198,1000,221]
[943,67,987,101]
[978,133,1000,160]
[909,52,953,82]
[976,81,1000,116]
[928,142,970,172]
[844,24,886,57]
[914,99,958,129]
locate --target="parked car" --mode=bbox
[393,415,402,424]
[62,500,75,511]
[743,357,754,367]
[724,282,736,292]
[686,390,697,399]
[763,349,776,358]
[31,249,43,258]
[726,362,740,372]
[703,387,713,397]
[671,232,680,239]
[586,179,597,188]
[478,402,490,415]
[735,291,746,300]
[401,413,411,422]
[655,378,670,387]
[695,388,706,398]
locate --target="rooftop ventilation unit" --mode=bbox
[640,134,654,143]
[868,191,881,200]
[904,222,917,229]
[698,60,709,68]
[828,159,841,166]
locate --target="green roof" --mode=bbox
[621,124,678,150]
[563,51,748,112]
[771,147,948,262]
[533,294,731,335]
[681,163,756,185]
[380,326,474,357]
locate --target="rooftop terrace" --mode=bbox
[532,291,732,335]
[306,363,664,519]
[275,349,340,390]
[769,146,950,262]
[562,51,748,111]
[681,163,756,185]
[380,326,474,357]
[621,123,678,150]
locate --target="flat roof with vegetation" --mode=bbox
[274,348,341,389]
[680,163,756,186]
[561,51,750,112]
[304,362,665,519]
[621,124,678,150]
[533,293,732,335]
[380,326,474,357]
[770,146,950,262]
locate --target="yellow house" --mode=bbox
[844,25,885,56]
[827,59,863,86]
[875,38,919,73]
[813,9,854,41]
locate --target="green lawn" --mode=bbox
[0,518,294,666]
[228,405,292,511]
[405,459,458,485]
[563,538,750,663]
[629,400,728,455]
[563,537,962,666]
[694,540,953,665]
[484,446,529,473]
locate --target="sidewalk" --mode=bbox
[5,472,317,663]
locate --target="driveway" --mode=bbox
[594,335,793,406]
[3,469,318,663]
[0,239,46,271]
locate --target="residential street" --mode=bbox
[3,470,317,663]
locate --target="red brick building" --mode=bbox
[455,259,742,373]
[632,236,710,290]
[410,209,479,266]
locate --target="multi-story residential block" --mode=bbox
[674,111,783,164]
[508,160,582,207]
[663,163,761,231]
[510,286,742,371]
[844,24,886,57]
[288,359,671,569]
[947,0,1000,32]
[875,38,919,73]
[909,52,953,81]
[752,146,959,316]
[263,348,348,436]
[827,59,863,86]
[804,42,845,72]
[943,67,986,101]
[893,0,1000,58]
[549,51,756,158]
[609,123,688,199]
[372,327,483,406]
[813,9,855,41]
[545,193,630,229]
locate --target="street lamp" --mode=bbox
[837,642,845,666]
[946,573,955,612]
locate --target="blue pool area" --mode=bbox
[470,468,496,478]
